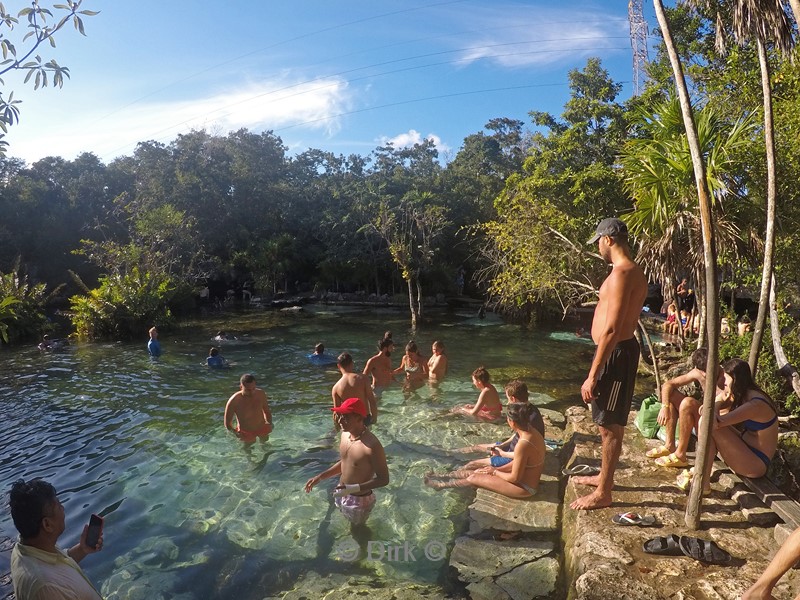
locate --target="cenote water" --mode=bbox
[0,306,601,599]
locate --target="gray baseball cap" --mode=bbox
[588,218,627,244]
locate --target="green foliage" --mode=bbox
[68,198,207,340]
[482,58,629,312]
[69,269,180,340]
[0,294,19,342]
[0,266,59,342]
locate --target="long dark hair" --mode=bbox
[723,358,776,413]
[507,403,538,432]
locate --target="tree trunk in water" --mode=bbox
[416,278,423,321]
[748,37,777,378]
[652,0,720,531]
[769,277,800,397]
[639,320,662,392]
[407,277,418,330]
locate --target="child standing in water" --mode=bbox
[452,367,502,420]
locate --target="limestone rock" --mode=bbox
[574,563,661,600]
[495,557,559,599]
[449,536,553,582]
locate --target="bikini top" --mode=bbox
[516,438,545,468]
[405,362,419,373]
[741,397,778,431]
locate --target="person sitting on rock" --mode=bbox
[425,402,545,498]
[646,348,723,469]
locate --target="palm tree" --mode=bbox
[651,0,722,530]
[687,0,794,376]
[621,97,754,351]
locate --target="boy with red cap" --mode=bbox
[304,398,389,525]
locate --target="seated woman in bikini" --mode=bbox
[426,402,545,498]
[451,366,503,420]
[680,358,778,492]
[393,341,428,391]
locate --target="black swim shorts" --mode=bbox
[591,337,640,427]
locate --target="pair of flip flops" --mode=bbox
[562,464,600,477]
[612,512,657,527]
[643,534,732,565]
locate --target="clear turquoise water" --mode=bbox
[0,306,596,599]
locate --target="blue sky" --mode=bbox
[3,0,657,165]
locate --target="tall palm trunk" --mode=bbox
[748,37,778,377]
[789,0,800,31]
[652,0,721,531]
[770,276,800,397]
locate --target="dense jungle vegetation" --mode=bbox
[3,4,800,416]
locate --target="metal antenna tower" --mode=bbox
[628,0,649,95]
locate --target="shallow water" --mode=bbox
[0,306,596,599]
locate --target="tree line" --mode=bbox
[2,4,800,417]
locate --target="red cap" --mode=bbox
[331,397,367,417]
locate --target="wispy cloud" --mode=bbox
[9,77,353,164]
[447,6,630,68]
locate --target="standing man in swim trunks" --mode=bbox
[304,397,389,526]
[363,338,394,404]
[334,353,377,426]
[571,218,647,511]
[224,373,273,443]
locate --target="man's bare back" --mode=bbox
[590,259,647,345]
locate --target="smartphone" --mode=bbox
[86,514,103,549]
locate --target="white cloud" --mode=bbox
[380,129,451,155]
[8,77,353,164]
[448,7,630,68]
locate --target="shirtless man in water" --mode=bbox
[363,338,394,404]
[333,353,377,426]
[224,373,273,443]
[571,218,647,511]
[304,397,389,526]
[428,340,448,382]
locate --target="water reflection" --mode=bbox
[0,307,592,599]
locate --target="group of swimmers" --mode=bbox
[218,330,547,526]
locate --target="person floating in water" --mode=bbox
[304,397,389,526]
[147,326,161,357]
[333,353,377,426]
[206,347,227,368]
[38,334,68,352]
[224,373,273,443]
[308,343,337,366]
[451,366,502,420]
[428,340,448,383]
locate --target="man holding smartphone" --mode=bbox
[9,478,104,600]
